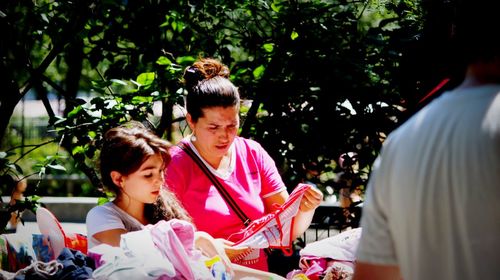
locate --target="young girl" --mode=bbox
[86,121,285,279]
[86,121,191,249]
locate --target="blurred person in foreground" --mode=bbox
[353,0,500,279]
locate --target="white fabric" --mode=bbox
[356,85,500,280]
[300,227,361,261]
[91,220,214,280]
[86,202,144,249]
[120,229,176,277]
[90,243,175,280]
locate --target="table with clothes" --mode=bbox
[0,232,93,279]
[286,228,361,280]
[0,199,362,280]
[0,221,232,280]
[0,208,232,280]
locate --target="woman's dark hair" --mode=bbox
[183,58,240,122]
[100,121,191,223]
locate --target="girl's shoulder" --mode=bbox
[87,202,117,217]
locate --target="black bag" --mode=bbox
[266,239,303,277]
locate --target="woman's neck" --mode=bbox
[113,196,148,225]
[191,141,223,169]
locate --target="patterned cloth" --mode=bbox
[228,184,311,263]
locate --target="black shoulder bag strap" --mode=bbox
[178,142,251,227]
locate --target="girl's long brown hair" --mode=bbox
[100,121,191,224]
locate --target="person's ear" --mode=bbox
[186,113,195,131]
[110,171,124,188]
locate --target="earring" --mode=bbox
[191,134,197,142]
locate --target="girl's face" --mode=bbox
[188,105,240,166]
[118,153,165,205]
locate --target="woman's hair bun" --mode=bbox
[183,58,230,89]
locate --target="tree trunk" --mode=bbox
[0,73,22,147]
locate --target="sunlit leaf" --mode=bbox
[47,164,66,171]
[110,79,128,86]
[263,43,274,53]
[67,106,82,118]
[28,195,41,202]
[136,72,155,87]
[271,2,281,12]
[253,65,266,80]
[131,96,153,104]
[156,56,172,66]
[176,56,196,65]
[72,146,85,155]
[98,197,109,205]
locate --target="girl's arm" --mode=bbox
[92,228,128,247]
[194,231,235,276]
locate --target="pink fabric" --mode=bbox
[165,137,286,270]
[147,219,212,280]
[287,259,325,280]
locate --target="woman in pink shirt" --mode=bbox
[165,58,323,271]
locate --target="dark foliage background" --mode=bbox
[1,0,462,226]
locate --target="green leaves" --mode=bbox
[263,43,274,53]
[47,164,66,172]
[253,65,266,80]
[0,153,24,176]
[156,56,172,66]
[3,0,424,203]
[136,72,155,89]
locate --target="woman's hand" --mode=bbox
[194,231,234,276]
[299,185,323,212]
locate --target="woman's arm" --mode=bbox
[263,186,323,239]
[294,186,323,237]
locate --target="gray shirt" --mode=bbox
[86,202,144,249]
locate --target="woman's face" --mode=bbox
[188,106,240,165]
[118,153,165,205]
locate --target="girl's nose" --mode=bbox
[155,171,164,183]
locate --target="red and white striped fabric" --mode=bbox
[229,184,311,257]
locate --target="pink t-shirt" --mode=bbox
[165,136,287,270]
